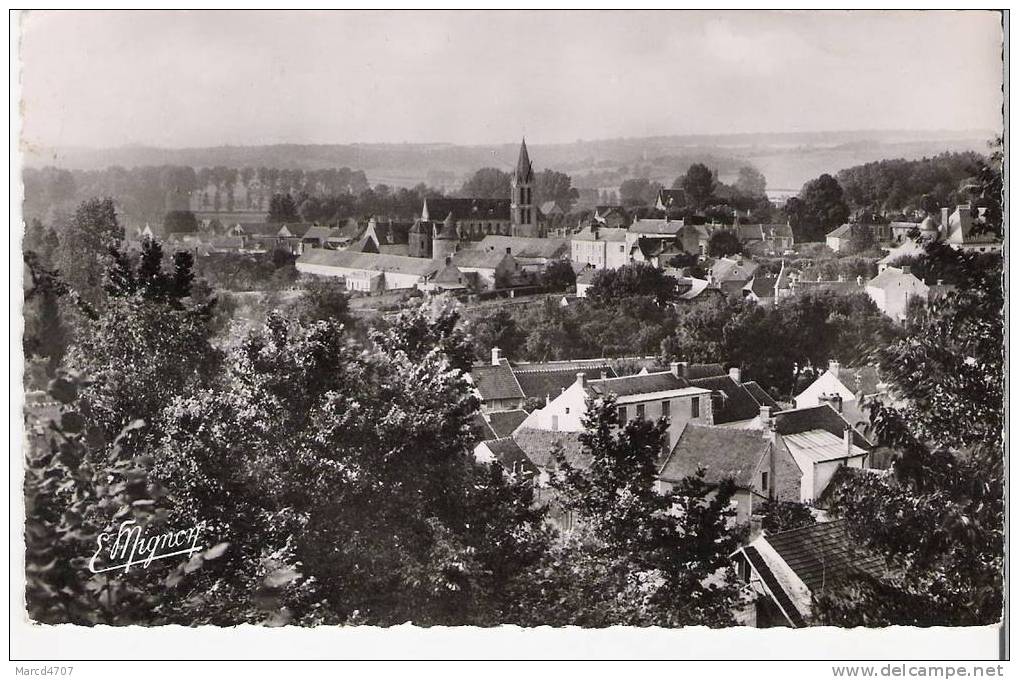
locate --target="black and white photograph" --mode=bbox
[9,8,1009,668]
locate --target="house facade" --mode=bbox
[571,225,629,270]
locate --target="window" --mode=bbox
[617,406,627,427]
[551,415,558,431]
[636,404,645,420]
[691,397,700,418]
[564,407,570,414]
[661,400,670,418]
[761,471,770,492]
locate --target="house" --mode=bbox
[473,437,539,478]
[301,225,338,249]
[295,248,439,293]
[825,223,882,253]
[943,204,1002,253]
[539,201,564,220]
[655,189,685,213]
[364,217,413,256]
[575,267,598,298]
[593,206,629,229]
[686,366,780,426]
[733,520,887,627]
[463,235,569,271]
[571,224,629,270]
[865,265,929,320]
[511,361,617,405]
[793,361,884,431]
[710,256,759,296]
[449,248,518,290]
[676,223,712,256]
[742,275,780,305]
[758,223,795,251]
[512,427,591,488]
[468,348,526,412]
[627,218,684,254]
[516,363,714,452]
[772,405,871,502]
[657,416,802,524]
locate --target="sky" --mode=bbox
[18,10,1005,149]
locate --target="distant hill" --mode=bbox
[22,129,993,194]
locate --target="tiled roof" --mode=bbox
[296,248,440,277]
[761,223,794,239]
[513,428,590,470]
[744,276,778,298]
[630,219,683,236]
[302,225,337,241]
[774,405,871,449]
[743,381,779,409]
[827,223,855,239]
[469,359,524,401]
[743,545,807,628]
[764,520,887,594]
[683,363,725,380]
[371,220,413,246]
[688,376,764,424]
[587,371,691,398]
[451,249,511,270]
[658,424,770,487]
[486,409,529,437]
[279,222,317,238]
[480,437,539,475]
[573,226,628,242]
[711,257,759,283]
[423,198,511,222]
[467,235,569,260]
[514,366,614,403]
[469,413,498,442]
[866,266,924,290]
[576,268,599,284]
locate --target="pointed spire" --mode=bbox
[514,137,534,184]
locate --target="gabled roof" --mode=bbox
[742,381,779,409]
[657,189,685,208]
[451,249,513,270]
[586,371,691,398]
[630,218,684,236]
[370,220,413,246]
[659,424,770,487]
[469,359,524,402]
[302,225,337,241]
[783,429,868,464]
[744,276,778,298]
[763,520,887,595]
[866,266,925,291]
[539,200,562,215]
[688,376,768,424]
[878,239,927,265]
[479,437,539,475]
[467,235,568,260]
[711,257,759,283]
[573,225,628,242]
[514,366,616,403]
[576,268,598,285]
[774,405,871,450]
[761,223,794,239]
[513,428,590,470]
[826,223,855,239]
[296,248,440,277]
[278,222,317,238]
[486,410,529,438]
[423,197,511,222]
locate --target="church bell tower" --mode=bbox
[511,138,538,237]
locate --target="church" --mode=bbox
[408,139,540,259]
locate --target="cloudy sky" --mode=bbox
[18,10,1004,149]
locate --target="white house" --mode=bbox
[793,361,884,431]
[571,225,629,270]
[865,265,928,321]
[295,248,439,293]
[515,363,714,451]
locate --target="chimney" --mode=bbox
[856,275,863,286]
[759,406,774,440]
[940,206,950,231]
[600,370,607,380]
[491,347,501,366]
[844,426,853,457]
[576,372,586,388]
[937,279,944,286]
[901,265,911,276]
[828,360,840,378]
[670,361,681,378]
[728,366,741,383]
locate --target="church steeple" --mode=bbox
[511,138,537,236]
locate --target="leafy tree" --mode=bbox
[471,308,526,361]
[534,169,579,213]
[619,178,663,208]
[844,224,878,255]
[460,168,511,199]
[735,166,767,198]
[163,210,199,234]
[267,193,299,223]
[24,251,71,375]
[587,262,677,305]
[760,499,816,533]
[681,163,716,209]
[707,230,743,258]
[818,241,1003,626]
[295,277,350,325]
[541,395,742,626]
[56,198,125,306]
[541,259,576,291]
[795,174,851,242]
